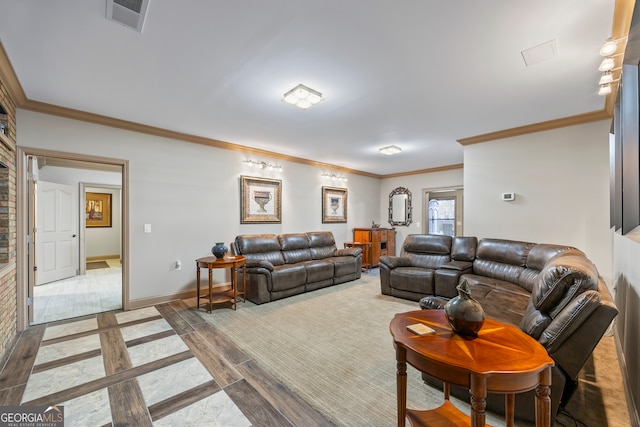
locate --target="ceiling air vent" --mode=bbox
[106,0,149,33]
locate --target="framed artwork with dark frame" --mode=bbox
[240,176,282,223]
[86,192,112,228]
[322,186,347,223]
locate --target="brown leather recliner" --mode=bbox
[381,235,618,423]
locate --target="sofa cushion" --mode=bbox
[405,253,451,270]
[270,264,307,291]
[451,236,477,261]
[403,234,451,254]
[390,267,435,294]
[525,244,582,271]
[332,256,357,277]
[531,254,599,316]
[476,239,534,266]
[235,234,285,266]
[307,231,337,260]
[304,259,334,282]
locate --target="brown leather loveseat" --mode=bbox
[231,231,362,304]
[379,234,618,423]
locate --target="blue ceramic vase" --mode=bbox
[444,280,485,338]
[212,242,228,259]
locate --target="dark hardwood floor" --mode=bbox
[0,300,333,426]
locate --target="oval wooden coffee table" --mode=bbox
[390,309,554,427]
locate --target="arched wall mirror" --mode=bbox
[389,187,412,226]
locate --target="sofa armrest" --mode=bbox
[439,260,473,272]
[246,260,275,272]
[379,256,413,269]
[335,247,362,257]
[419,296,449,310]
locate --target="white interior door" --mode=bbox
[36,180,78,285]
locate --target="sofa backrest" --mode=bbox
[451,236,477,261]
[473,238,535,285]
[307,231,337,259]
[234,234,285,266]
[402,234,452,269]
[279,233,313,264]
[518,244,584,292]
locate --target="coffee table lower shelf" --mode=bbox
[407,400,494,427]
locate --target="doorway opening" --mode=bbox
[17,147,129,328]
[422,188,463,236]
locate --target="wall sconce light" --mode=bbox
[243,159,283,172]
[379,145,402,155]
[282,84,324,110]
[321,172,347,182]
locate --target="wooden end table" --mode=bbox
[389,310,554,427]
[196,255,246,312]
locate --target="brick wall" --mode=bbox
[0,75,18,362]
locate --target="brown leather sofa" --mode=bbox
[231,231,362,304]
[379,234,618,423]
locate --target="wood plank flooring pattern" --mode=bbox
[0,301,333,426]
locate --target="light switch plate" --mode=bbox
[144,224,151,233]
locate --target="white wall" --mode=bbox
[38,167,122,259]
[17,110,380,302]
[380,168,464,249]
[464,120,613,285]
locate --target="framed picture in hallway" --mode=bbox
[86,192,112,227]
[322,186,347,223]
[240,176,282,223]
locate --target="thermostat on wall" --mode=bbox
[502,192,515,201]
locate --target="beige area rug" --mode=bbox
[203,276,512,427]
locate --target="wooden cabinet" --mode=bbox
[353,228,396,267]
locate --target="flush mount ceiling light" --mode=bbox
[379,145,402,155]
[599,57,615,72]
[282,84,324,110]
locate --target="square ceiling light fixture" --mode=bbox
[282,84,324,109]
[379,145,402,155]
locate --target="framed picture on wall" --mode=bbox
[86,192,112,227]
[240,176,282,223]
[322,186,347,223]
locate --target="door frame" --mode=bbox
[16,146,130,330]
[422,186,464,236]
[79,183,122,276]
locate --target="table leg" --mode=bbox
[241,264,247,303]
[231,265,237,310]
[470,375,487,427]
[505,393,515,427]
[535,366,552,427]
[208,267,213,313]
[396,346,407,427]
[196,265,200,311]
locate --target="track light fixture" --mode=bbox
[243,159,283,172]
[321,172,347,182]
